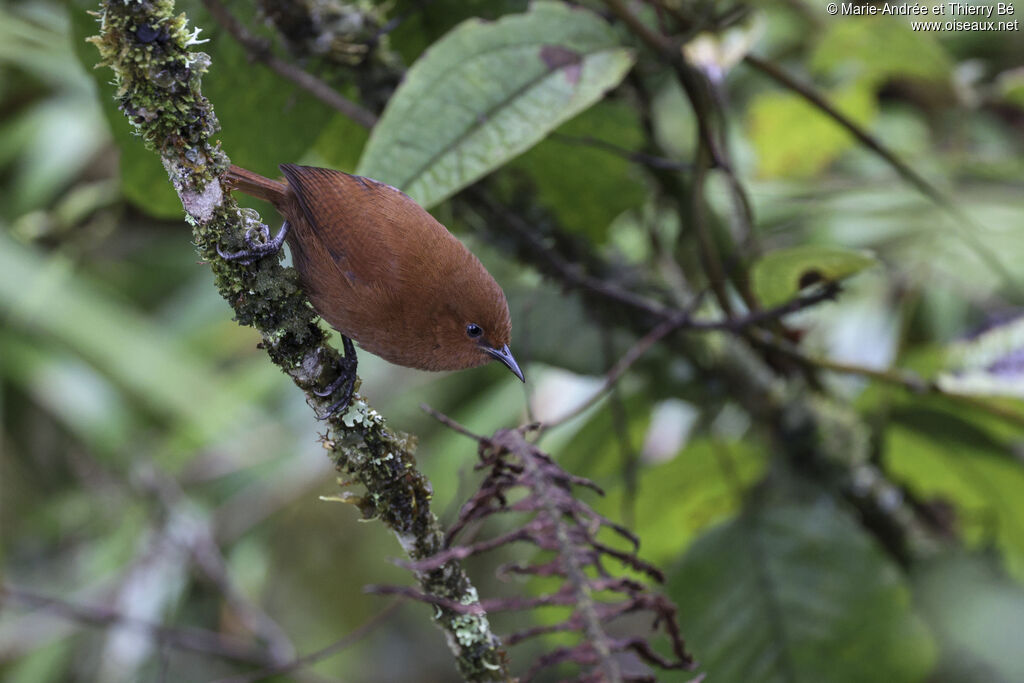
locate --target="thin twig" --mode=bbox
[133,467,296,664]
[603,0,741,317]
[601,328,641,527]
[540,310,694,431]
[602,0,722,164]
[211,600,404,683]
[200,0,378,128]
[538,283,841,431]
[743,55,943,211]
[0,585,275,667]
[419,403,488,442]
[550,132,692,171]
[743,54,1019,291]
[464,187,678,320]
[749,329,1024,429]
[689,143,734,315]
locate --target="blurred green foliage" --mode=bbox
[2,0,1024,681]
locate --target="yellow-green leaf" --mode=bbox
[748,82,876,179]
[751,245,877,307]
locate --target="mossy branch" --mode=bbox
[89,1,507,679]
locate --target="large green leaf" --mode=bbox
[885,408,1024,581]
[357,1,635,208]
[913,553,1024,682]
[670,493,936,683]
[509,100,648,242]
[606,438,767,565]
[750,244,878,307]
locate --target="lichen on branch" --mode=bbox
[89,1,507,679]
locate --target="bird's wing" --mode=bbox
[279,164,433,288]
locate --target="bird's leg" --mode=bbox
[315,335,359,420]
[217,220,290,265]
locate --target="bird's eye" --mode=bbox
[466,323,483,339]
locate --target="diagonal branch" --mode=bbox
[211,600,404,683]
[742,54,950,213]
[0,584,276,667]
[742,54,1019,291]
[89,2,505,680]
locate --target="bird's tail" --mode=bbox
[223,165,289,204]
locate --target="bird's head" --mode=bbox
[427,263,523,382]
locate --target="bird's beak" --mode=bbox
[484,344,525,382]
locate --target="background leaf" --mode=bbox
[670,491,936,683]
[811,17,952,87]
[747,82,877,179]
[913,554,1024,683]
[885,408,1024,581]
[509,100,648,243]
[751,245,877,306]
[357,1,635,208]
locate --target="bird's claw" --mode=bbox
[216,220,290,265]
[315,336,359,421]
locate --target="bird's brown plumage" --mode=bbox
[223,164,519,377]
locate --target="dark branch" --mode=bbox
[0,584,275,667]
[200,0,378,128]
[211,600,404,683]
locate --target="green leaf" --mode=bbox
[0,334,136,456]
[606,438,767,565]
[670,494,936,683]
[357,1,635,208]
[1,640,72,683]
[812,17,952,87]
[750,245,877,307]
[2,5,109,217]
[997,68,1024,109]
[748,81,877,179]
[914,553,1024,682]
[885,408,1024,581]
[509,101,648,242]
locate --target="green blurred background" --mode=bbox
[2,0,1024,681]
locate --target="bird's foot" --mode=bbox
[315,336,359,421]
[217,220,290,265]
